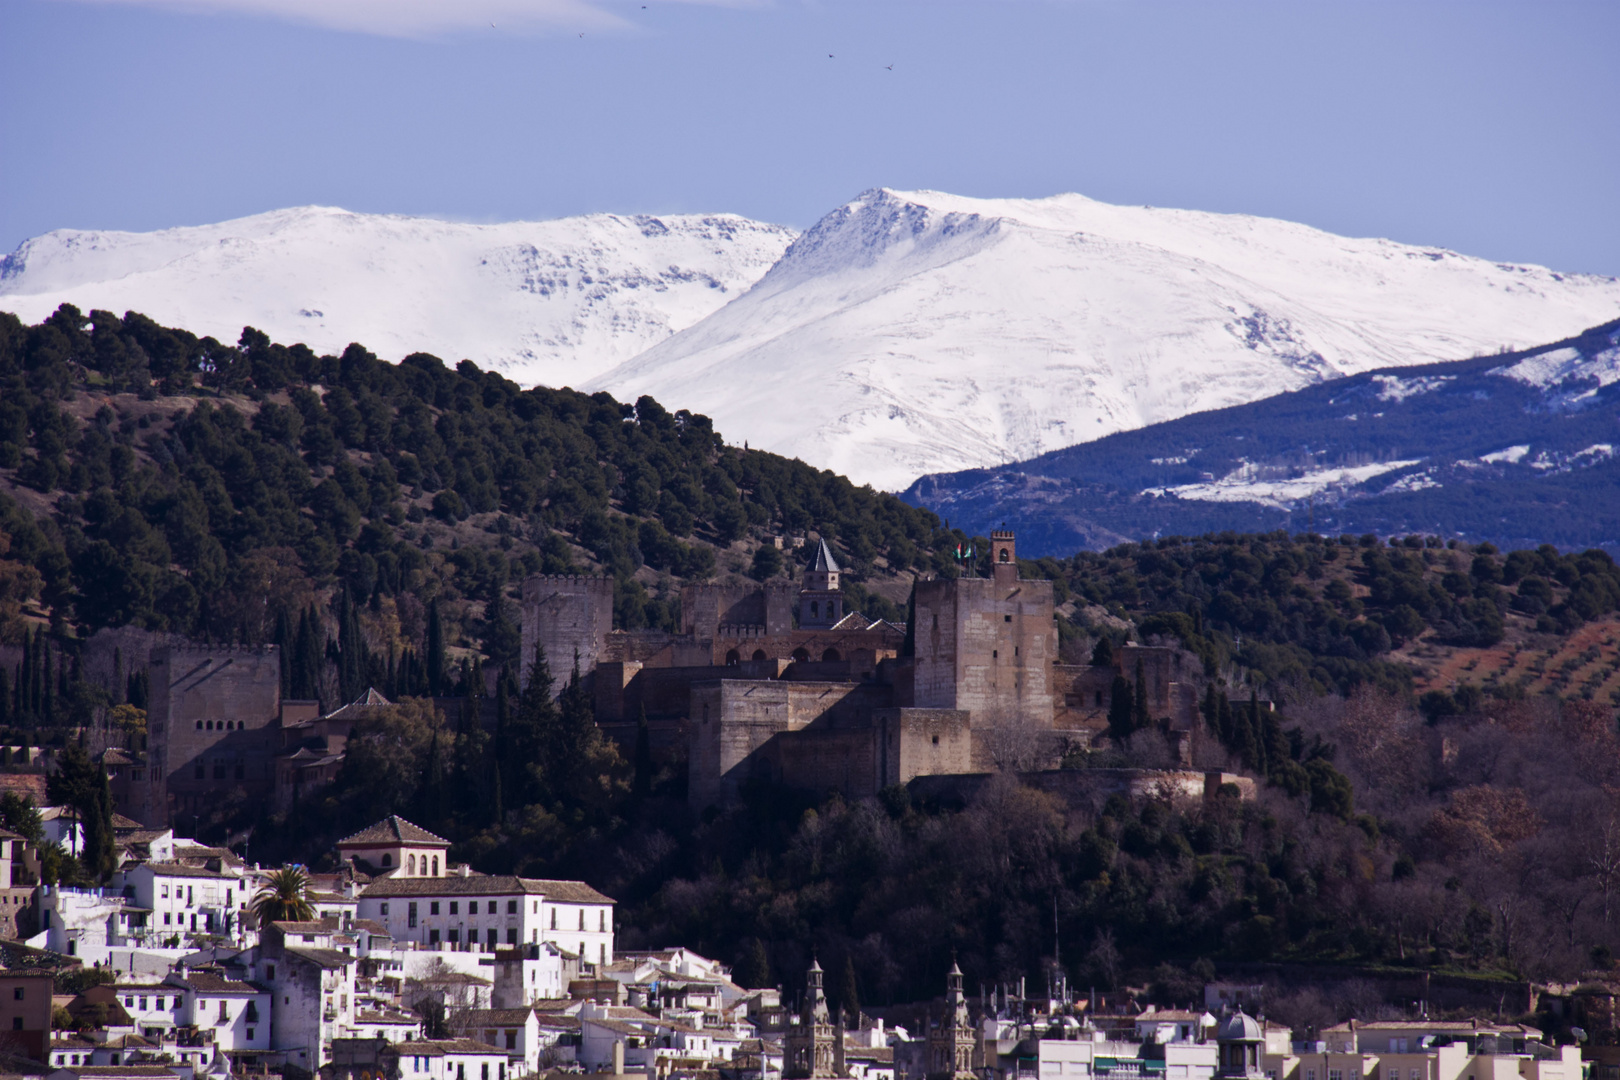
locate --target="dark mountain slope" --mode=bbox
[904,320,1620,557]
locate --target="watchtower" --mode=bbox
[799,539,845,630]
[520,575,616,696]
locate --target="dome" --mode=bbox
[1218,1012,1263,1042]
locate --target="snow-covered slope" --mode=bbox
[588,189,1620,490]
[0,206,796,387]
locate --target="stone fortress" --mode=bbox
[111,528,1233,831]
[522,529,1230,810]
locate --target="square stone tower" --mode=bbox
[520,575,616,695]
[797,539,845,630]
[147,644,283,828]
[911,529,1054,724]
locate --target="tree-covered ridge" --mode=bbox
[1030,530,1620,701]
[0,305,952,654]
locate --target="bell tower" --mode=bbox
[927,957,977,1080]
[799,538,845,630]
[785,957,845,1078]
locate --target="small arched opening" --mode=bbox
[821,648,841,662]
[999,548,1010,563]
[751,649,767,662]
[791,648,811,662]
[725,649,740,666]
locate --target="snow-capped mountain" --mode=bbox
[0,206,796,387]
[587,189,1620,490]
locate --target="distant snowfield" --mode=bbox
[1149,459,1424,508]
[0,206,797,388]
[6,190,1620,490]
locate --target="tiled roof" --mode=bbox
[357,1010,420,1025]
[338,815,450,849]
[171,972,258,993]
[137,862,236,879]
[360,874,611,903]
[0,939,78,972]
[110,814,144,830]
[401,1039,507,1056]
[272,920,335,934]
[455,1009,537,1026]
[283,946,356,970]
[50,1069,179,1078]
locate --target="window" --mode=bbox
[429,929,440,945]
[487,929,497,948]
[11,988,20,1000]
[550,910,556,929]
[482,1065,489,1080]
[507,900,518,915]
[139,997,147,1010]
[449,902,459,915]
[430,902,440,916]
[196,721,203,730]
[408,903,418,929]
[214,763,226,779]
[266,966,276,981]
[381,903,389,916]
[449,929,459,944]
[1330,1070,1343,1080]
[247,1028,255,1040]
[599,911,606,931]
[506,1032,517,1050]
[506,929,517,945]
[1004,614,1011,622]
[409,856,416,875]
[10,1018,19,1030]
[578,910,584,931]
[195,764,205,779]
[432,858,439,875]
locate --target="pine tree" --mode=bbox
[1090,636,1115,668]
[1133,659,1151,732]
[426,599,445,697]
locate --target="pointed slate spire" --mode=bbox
[808,538,840,574]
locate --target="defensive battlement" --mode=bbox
[990,529,1015,541]
[153,644,280,657]
[522,574,613,589]
[684,580,795,594]
[716,624,768,639]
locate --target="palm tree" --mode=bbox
[251,866,314,924]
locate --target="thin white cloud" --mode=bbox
[48,0,651,37]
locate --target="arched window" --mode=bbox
[810,601,819,618]
[381,854,393,868]
[791,648,810,662]
[999,548,1010,563]
[408,855,416,875]
[725,650,740,666]
[432,857,439,875]
[752,650,767,662]
[821,649,841,662]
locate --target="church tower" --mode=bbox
[799,539,845,630]
[785,958,845,1078]
[927,958,977,1080]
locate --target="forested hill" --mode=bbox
[0,305,951,672]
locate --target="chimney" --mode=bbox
[458,864,471,878]
[613,1039,625,1075]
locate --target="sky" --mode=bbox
[1,0,1617,277]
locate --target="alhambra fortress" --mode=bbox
[108,529,1250,830]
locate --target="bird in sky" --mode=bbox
[885,63,894,70]
[828,54,834,58]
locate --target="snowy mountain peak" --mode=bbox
[588,189,1620,489]
[0,206,798,387]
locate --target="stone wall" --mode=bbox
[877,708,975,786]
[681,582,795,639]
[688,680,893,808]
[148,644,283,827]
[906,768,1257,809]
[520,575,615,694]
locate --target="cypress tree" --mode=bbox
[633,703,653,800]
[112,648,125,706]
[273,610,293,697]
[1107,675,1134,744]
[1133,659,1151,732]
[0,668,8,729]
[17,635,31,724]
[336,588,367,703]
[900,579,917,659]
[126,668,149,712]
[1200,684,1218,732]
[1216,691,1234,746]
[426,599,445,697]
[1247,689,1266,775]
[838,954,861,1022]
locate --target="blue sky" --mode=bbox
[2,0,1617,276]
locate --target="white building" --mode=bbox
[40,887,136,963]
[356,862,614,965]
[397,1038,513,1080]
[245,921,358,1068]
[114,863,251,942]
[167,968,272,1052]
[491,943,574,1008]
[455,1008,545,1076]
